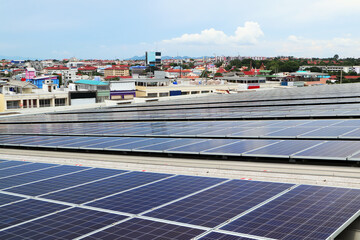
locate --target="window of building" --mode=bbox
[39,99,51,107]
[201,91,209,94]
[191,91,199,94]
[55,98,66,106]
[6,100,20,109]
[159,92,169,97]
[147,93,158,97]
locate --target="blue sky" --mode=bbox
[1,0,360,59]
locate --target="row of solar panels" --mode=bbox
[3,104,360,123]
[2,135,360,161]
[103,83,360,109]
[2,120,360,140]
[54,97,360,115]
[0,160,359,240]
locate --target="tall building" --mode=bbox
[145,51,161,66]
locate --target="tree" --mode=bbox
[279,61,299,72]
[305,67,322,72]
[215,61,223,68]
[214,72,223,77]
[334,54,339,61]
[200,70,210,78]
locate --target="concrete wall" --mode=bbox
[0,94,5,112]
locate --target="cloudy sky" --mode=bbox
[1,0,360,59]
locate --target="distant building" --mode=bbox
[145,51,161,66]
[104,65,130,78]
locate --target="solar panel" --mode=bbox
[201,140,278,156]
[298,126,356,138]
[0,165,89,190]
[221,185,360,240]
[79,137,131,149]
[0,162,56,178]
[134,139,206,152]
[82,218,205,240]
[42,171,172,204]
[105,138,176,151]
[0,207,127,239]
[263,127,319,138]
[145,180,294,228]
[199,232,257,240]
[0,199,68,230]
[166,139,238,154]
[0,161,31,170]
[87,175,225,214]
[242,140,323,158]
[0,193,24,206]
[5,168,125,196]
[59,137,115,148]
[292,141,360,160]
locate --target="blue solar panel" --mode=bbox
[105,138,176,151]
[0,162,55,178]
[0,193,24,206]
[299,126,355,138]
[82,218,205,240]
[5,168,125,196]
[199,232,257,240]
[135,139,206,152]
[340,128,360,139]
[59,137,114,148]
[243,140,323,158]
[39,137,97,147]
[221,185,360,240]
[264,127,319,137]
[0,161,31,169]
[146,180,294,227]
[0,207,127,239]
[0,165,89,190]
[229,127,283,137]
[167,139,238,154]
[87,175,225,214]
[0,199,68,229]
[42,171,172,204]
[292,141,360,160]
[19,136,70,146]
[201,140,278,156]
[80,137,141,149]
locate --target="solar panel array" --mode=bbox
[0,160,359,240]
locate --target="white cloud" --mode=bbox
[276,35,360,57]
[162,22,264,45]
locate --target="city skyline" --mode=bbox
[1,0,360,59]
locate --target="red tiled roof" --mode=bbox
[344,76,360,79]
[105,66,129,70]
[45,66,69,70]
[78,66,97,71]
[216,67,227,74]
[165,69,192,73]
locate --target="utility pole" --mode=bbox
[340,69,343,84]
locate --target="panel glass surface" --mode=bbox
[42,171,172,204]
[167,139,239,153]
[243,140,323,157]
[200,232,257,240]
[135,139,206,152]
[292,141,360,159]
[83,218,205,240]
[0,162,55,178]
[87,175,225,214]
[146,180,294,227]
[0,161,31,169]
[0,199,68,230]
[0,165,88,190]
[202,140,278,156]
[0,207,127,240]
[105,138,176,151]
[0,193,24,206]
[221,185,360,240]
[6,168,125,196]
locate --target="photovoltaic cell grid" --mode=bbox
[86,175,226,214]
[41,171,172,204]
[146,180,294,228]
[0,199,68,230]
[0,208,127,240]
[0,160,358,240]
[221,185,360,240]
[0,165,90,190]
[5,168,126,196]
[82,218,205,240]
